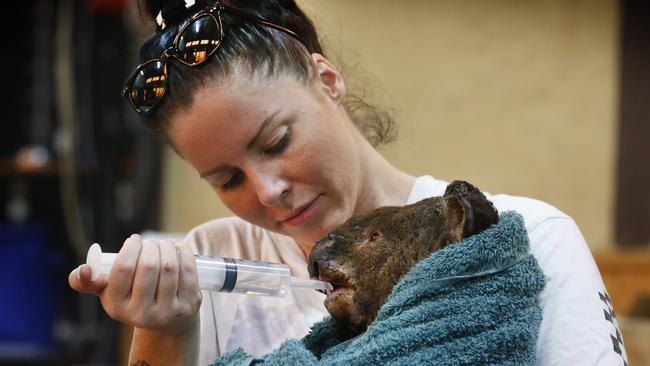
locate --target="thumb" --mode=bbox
[69,264,108,295]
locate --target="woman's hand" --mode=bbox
[68,234,202,334]
[69,234,202,365]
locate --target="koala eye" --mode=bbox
[370,232,381,242]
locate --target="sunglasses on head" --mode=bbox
[122,1,308,115]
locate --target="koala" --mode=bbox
[307,180,499,332]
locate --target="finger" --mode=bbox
[131,239,160,306]
[80,263,109,289]
[69,264,107,295]
[156,239,179,304]
[176,241,200,301]
[106,234,143,301]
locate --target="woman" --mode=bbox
[69,0,627,365]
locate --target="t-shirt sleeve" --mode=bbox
[530,217,629,366]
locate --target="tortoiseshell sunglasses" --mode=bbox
[122,1,308,115]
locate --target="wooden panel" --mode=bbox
[593,249,650,315]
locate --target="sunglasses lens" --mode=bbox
[128,60,167,113]
[176,14,221,65]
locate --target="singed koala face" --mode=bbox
[307,180,498,332]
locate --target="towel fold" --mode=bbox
[211,211,545,366]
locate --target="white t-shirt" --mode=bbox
[187,176,629,365]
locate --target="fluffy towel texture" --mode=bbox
[211,211,545,366]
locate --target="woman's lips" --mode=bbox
[281,195,321,227]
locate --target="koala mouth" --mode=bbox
[316,269,353,300]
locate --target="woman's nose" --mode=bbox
[250,170,290,207]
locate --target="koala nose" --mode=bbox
[308,259,325,280]
[307,242,331,279]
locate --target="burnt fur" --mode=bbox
[308,180,498,332]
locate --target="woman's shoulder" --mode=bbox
[412,176,572,231]
[486,192,571,232]
[183,216,296,259]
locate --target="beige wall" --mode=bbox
[161,0,618,250]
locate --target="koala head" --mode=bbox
[307,180,498,332]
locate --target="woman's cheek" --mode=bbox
[218,191,257,222]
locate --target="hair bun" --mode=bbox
[140,0,210,28]
[275,0,300,11]
[140,0,165,22]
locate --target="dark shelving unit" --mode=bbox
[0,1,162,365]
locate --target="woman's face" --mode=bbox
[167,69,363,247]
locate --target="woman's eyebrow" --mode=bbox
[246,110,281,150]
[199,110,281,179]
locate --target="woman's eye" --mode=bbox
[264,128,291,155]
[222,171,244,190]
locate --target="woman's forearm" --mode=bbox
[129,320,199,366]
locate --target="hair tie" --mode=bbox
[156,0,197,30]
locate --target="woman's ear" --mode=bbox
[311,53,346,103]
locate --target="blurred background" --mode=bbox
[0,0,647,365]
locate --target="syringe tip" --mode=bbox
[290,277,333,292]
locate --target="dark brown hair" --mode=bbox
[136,0,396,146]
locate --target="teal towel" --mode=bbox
[211,211,545,366]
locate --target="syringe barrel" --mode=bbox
[86,244,291,297]
[195,256,291,297]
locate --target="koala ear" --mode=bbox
[445,196,467,232]
[444,180,499,238]
[444,195,474,240]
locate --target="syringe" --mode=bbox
[86,243,332,297]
